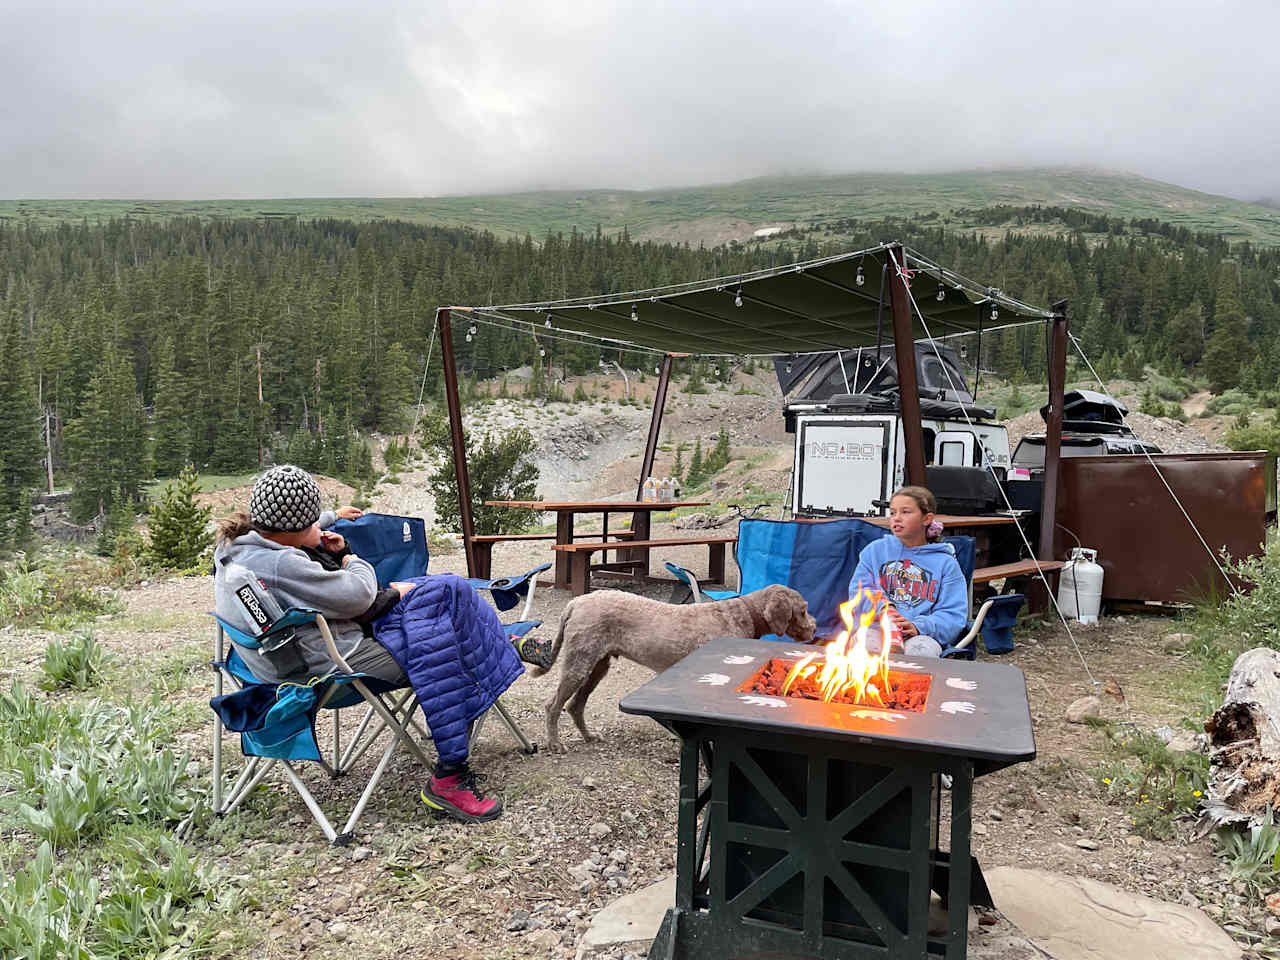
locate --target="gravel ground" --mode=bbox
[14,571,1244,959]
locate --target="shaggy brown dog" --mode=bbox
[533,584,816,753]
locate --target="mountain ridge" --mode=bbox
[5,167,1280,246]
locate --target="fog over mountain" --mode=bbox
[2,0,1276,203]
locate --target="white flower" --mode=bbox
[697,673,730,686]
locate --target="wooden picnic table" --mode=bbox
[484,500,711,590]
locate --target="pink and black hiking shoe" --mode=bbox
[421,769,502,823]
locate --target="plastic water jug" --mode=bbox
[1057,547,1104,625]
[642,476,657,502]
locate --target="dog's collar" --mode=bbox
[749,604,772,639]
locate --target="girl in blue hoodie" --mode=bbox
[849,486,966,656]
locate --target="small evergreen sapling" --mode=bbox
[146,465,214,571]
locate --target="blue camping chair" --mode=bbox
[668,521,1024,656]
[210,513,545,843]
[926,536,1027,660]
[665,517,885,640]
[211,607,434,844]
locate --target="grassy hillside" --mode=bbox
[5,168,1280,246]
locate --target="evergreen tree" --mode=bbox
[672,441,686,482]
[149,334,190,478]
[1203,310,1249,394]
[709,426,731,473]
[146,464,215,569]
[64,347,148,524]
[687,438,704,486]
[0,304,45,548]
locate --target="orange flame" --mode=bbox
[781,583,900,705]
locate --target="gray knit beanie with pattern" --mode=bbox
[249,465,322,532]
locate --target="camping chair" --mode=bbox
[210,514,544,842]
[332,513,550,645]
[210,607,434,845]
[330,512,545,751]
[665,517,885,639]
[932,537,1027,660]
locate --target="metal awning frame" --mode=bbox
[434,242,1068,579]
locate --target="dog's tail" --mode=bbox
[527,599,574,677]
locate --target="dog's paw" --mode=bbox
[581,730,602,743]
[546,739,569,754]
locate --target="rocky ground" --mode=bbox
[1,555,1257,959]
[8,368,1263,958]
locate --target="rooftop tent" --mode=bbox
[780,342,976,404]
[1039,389,1129,426]
[454,243,1052,356]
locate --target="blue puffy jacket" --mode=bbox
[372,574,523,767]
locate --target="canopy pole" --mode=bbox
[1039,300,1069,562]
[438,309,477,576]
[886,245,926,488]
[637,354,674,498]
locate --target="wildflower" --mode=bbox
[1103,778,1112,785]
[1192,790,1202,797]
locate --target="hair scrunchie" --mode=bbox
[926,519,944,539]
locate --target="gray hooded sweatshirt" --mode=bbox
[213,511,387,682]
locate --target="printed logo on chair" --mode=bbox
[235,583,273,633]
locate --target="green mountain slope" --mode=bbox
[5,168,1280,246]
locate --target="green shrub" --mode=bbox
[1093,725,1207,839]
[1193,538,1280,651]
[428,428,540,535]
[0,560,121,629]
[145,465,214,572]
[0,687,199,848]
[1225,420,1280,456]
[1216,818,1280,894]
[39,633,109,691]
[1205,389,1254,417]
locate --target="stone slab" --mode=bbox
[986,867,1237,960]
[578,874,674,957]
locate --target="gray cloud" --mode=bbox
[2,0,1277,201]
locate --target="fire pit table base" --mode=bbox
[645,726,987,960]
[619,637,1034,960]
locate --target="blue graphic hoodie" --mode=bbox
[848,535,967,643]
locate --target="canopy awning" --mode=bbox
[449,242,1052,357]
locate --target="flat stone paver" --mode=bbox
[986,867,1237,960]
[578,874,674,957]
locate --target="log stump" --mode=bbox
[1204,647,1280,827]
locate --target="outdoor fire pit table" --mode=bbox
[619,636,1036,960]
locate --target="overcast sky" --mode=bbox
[3,0,1277,202]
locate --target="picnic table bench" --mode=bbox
[553,536,737,596]
[470,530,634,579]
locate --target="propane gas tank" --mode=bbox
[1058,547,1104,625]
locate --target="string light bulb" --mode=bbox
[990,303,999,322]
[469,324,477,336]
[959,344,969,359]
[465,333,472,343]
[856,265,865,287]
[539,348,545,357]
[544,316,552,328]
[936,282,946,302]
[734,288,743,308]
[631,304,638,322]
[785,354,794,374]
